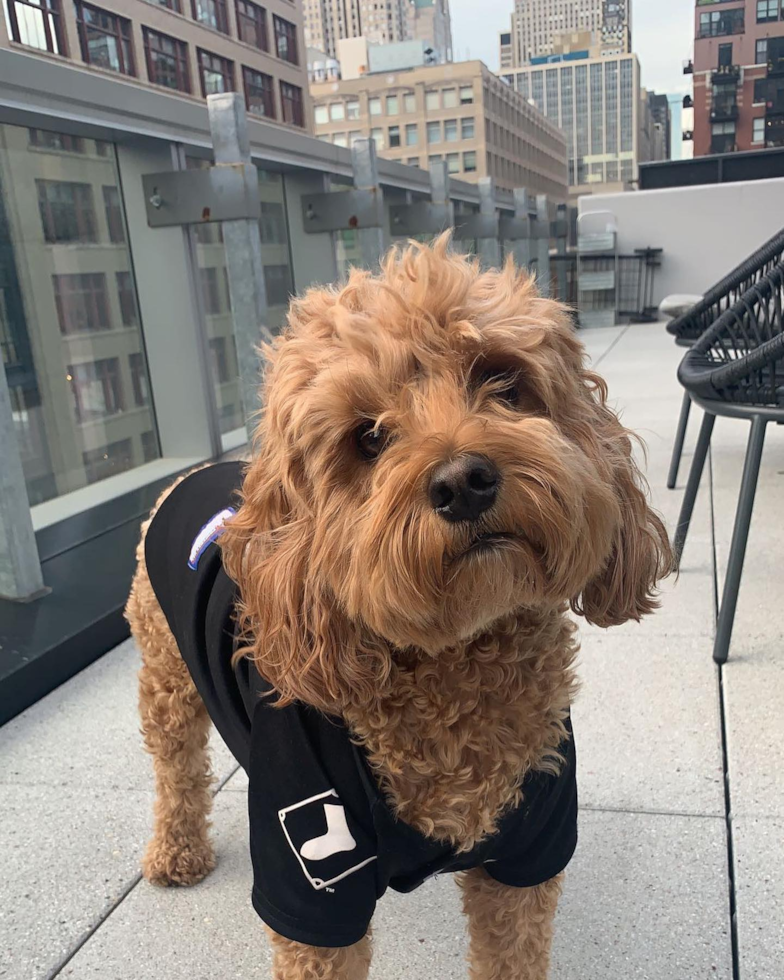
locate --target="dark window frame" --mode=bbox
[243,65,276,118]
[69,357,125,422]
[698,8,745,38]
[53,273,111,334]
[116,271,138,326]
[197,48,235,97]
[143,27,191,93]
[718,42,733,67]
[236,0,268,50]
[273,14,298,64]
[37,180,98,244]
[28,129,85,153]
[74,1,135,76]
[6,0,66,55]
[102,185,125,244]
[129,352,150,406]
[191,0,230,34]
[280,80,304,127]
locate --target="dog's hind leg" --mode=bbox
[459,868,562,980]
[266,929,373,980]
[129,550,215,887]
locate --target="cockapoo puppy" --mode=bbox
[126,236,671,979]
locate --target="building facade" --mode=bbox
[311,61,569,199]
[499,52,648,196]
[502,0,631,69]
[407,0,452,64]
[692,0,784,155]
[1,0,310,131]
[648,91,673,161]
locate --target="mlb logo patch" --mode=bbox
[279,789,376,891]
[188,507,236,570]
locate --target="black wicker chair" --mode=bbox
[665,227,784,490]
[673,261,784,664]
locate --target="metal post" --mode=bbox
[536,195,551,296]
[0,365,46,601]
[713,415,767,664]
[207,93,269,441]
[352,139,385,270]
[477,177,501,269]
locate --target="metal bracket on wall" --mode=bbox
[141,162,261,227]
[389,162,454,237]
[300,140,384,233]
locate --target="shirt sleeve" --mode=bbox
[247,700,379,948]
[484,733,578,890]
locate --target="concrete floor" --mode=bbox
[2,322,783,980]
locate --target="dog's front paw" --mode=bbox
[142,836,216,886]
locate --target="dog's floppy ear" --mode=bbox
[570,370,672,628]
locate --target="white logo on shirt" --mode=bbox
[279,789,376,891]
[187,507,236,570]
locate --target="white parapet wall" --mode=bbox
[578,177,784,309]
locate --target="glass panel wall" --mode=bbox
[188,159,293,449]
[0,122,158,506]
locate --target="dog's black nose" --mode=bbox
[429,455,500,523]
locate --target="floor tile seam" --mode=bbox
[580,803,726,821]
[589,323,633,370]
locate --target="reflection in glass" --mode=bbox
[0,123,159,506]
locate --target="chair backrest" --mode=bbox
[677,261,784,406]
[668,227,784,344]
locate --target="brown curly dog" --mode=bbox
[126,236,671,979]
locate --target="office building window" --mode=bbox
[74,2,134,75]
[369,97,382,116]
[198,50,234,96]
[425,90,439,110]
[208,337,229,383]
[6,0,65,54]
[116,271,138,326]
[757,0,778,23]
[407,156,419,167]
[102,185,125,243]
[388,125,401,148]
[29,129,84,153]
[141,430,158,462]
[329,102,345,121]
[461,117,475,139]
[263,263,293,306]
[756,39,768,64]
[370,127,384,149]
[427,120,441,143]
[192,0,229,34]
[82,439,134,483]
[273,15,298,64]
[446,152,460,174]
[463,150,477,172]
[236,0,268,50]
[699,8,744,37]
[444,119,458,142]
[428,154,442,166]
[718,43,733,67]
[387,95,399,114]
[260,201,287,243]
[753,78,768,103]
[144,29,190,92]
[346,100,359,119]
[200,267,222,314]
[403,92,416,113]
[752,117,766,142]
[460,85,473,104]
[244,67,275,118]
[405,123,418,145]
[314,105,328,124]
[37,180,97,243]
[53,274,111,334]
[442,89,457,108]
[154,0,181,10]
[129,352,150,406]
[280,81,304,127]
[332,133,347,147]
[69,358,124,422]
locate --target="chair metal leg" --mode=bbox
[713,415,767,665]
[667,391,692,489]
[673,411,716,567]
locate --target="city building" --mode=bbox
[311,60,569,199]
[692,0,784,155]
[303,0,452,63]
[498,52,651,196]
[407,0,453,64]
[500,0,631,70]
[2,0,311,131]
[647,91,672,161]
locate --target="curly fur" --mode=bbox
[128,235,671,978]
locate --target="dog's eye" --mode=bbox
[475,369,521,408]
[356,421,389,460]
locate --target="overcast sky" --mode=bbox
[450,0,694,96]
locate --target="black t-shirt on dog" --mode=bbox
[145,463,578,948]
